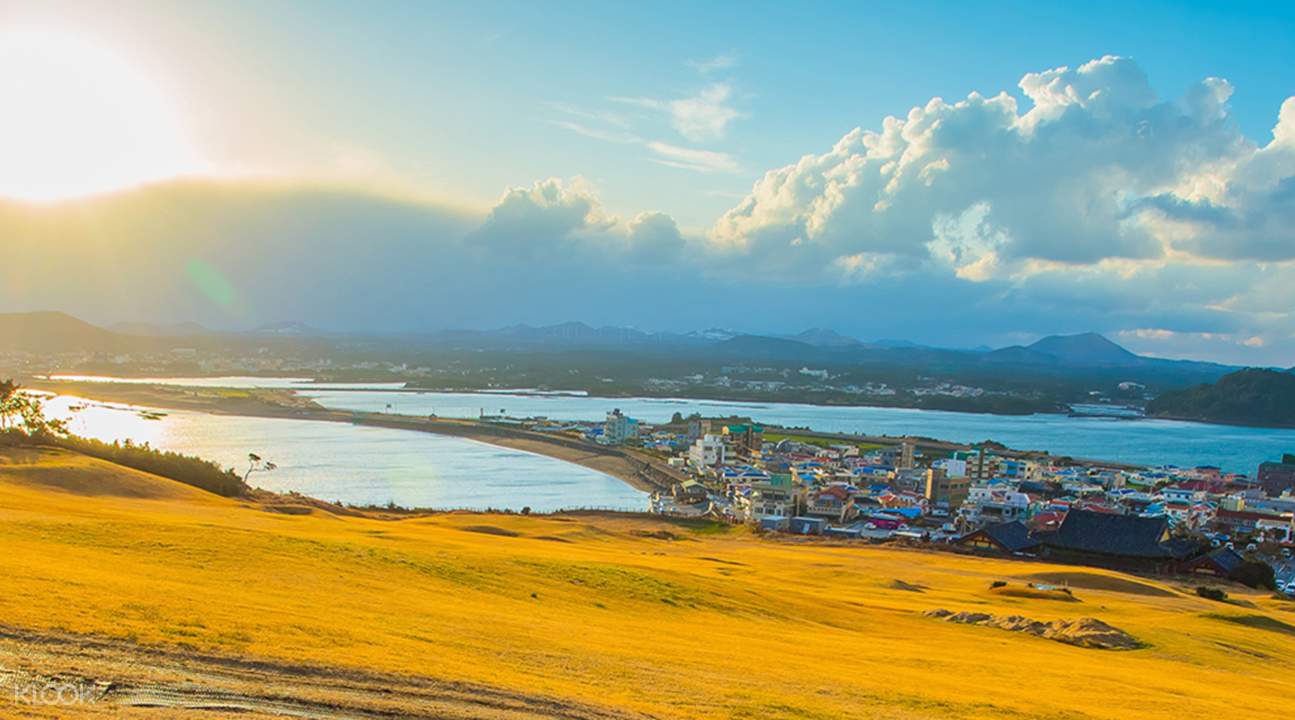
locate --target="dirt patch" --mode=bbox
[459,525,523,538]
[925,609,1140,650]
[534,535,574,543]
[699,556,746,566]
[0,623,639,719]
[887,579,927,593]
[1016,571,1175,598]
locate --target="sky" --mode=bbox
[1,0,1293,365]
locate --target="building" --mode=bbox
[735,481,798,523]
[724,423,764,458]
[686,416,711,442]
[689,434,726,468]
[672,478,708,504]
[805,485,856,523]
[960,486,1032,527]
[1259,454,1295,497]
[1183,546,1245,578]
[898,439,915,470]
[955,521,1039,554]
[603,409,639,445]
[924,468,969,510]
[1036,509,1191,572]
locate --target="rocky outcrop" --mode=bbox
[924,609,1140,650]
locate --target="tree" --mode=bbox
[0,381,67,437]
[243,452,278,482]
[0,379,20,431]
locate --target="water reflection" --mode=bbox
[41,395,647,512]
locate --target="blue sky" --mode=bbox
[1,1,1294,363]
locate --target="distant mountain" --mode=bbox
[1147,368,1295,427]
[685,328,740,342]
[712,334,820,360]
[494,322,648,342]
[0,311,128,353]
[785,328,865,348]
[1026,332,1140,366]
[113,321,213,337]
[871,338,926,349]
[980,345,1060,365]
[252,321,325,336]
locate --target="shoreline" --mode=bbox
[28,378,1156,475]
[26,379,680,495]
[45,372,1295,430]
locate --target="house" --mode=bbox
[1036,509,1188,572]
[805,485,856,522]
[955,520,1040,555]
[672,478,708,504]
[734,482,798,523]
[1183,546,1245,578]
[789,516,827,535]
[961,487,1032,527]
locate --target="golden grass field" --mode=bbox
[1,445,1294,718]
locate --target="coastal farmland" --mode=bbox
[2,446,1293,718]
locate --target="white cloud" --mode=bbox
[688,53,737,74]
[614,82,743,142]
[472,177,614,254]
[667,83,742,142]
[712,56,1293,275]
[647,141,740,174]
[549,119,641,145]
[627,211,686,264]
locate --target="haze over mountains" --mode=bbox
[8,310,1292,423]
[0,310,1245,374]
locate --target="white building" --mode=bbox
[602,409,639,445]
[734,482,797,523]
[689,434,726,468]
[960,486,1032,527]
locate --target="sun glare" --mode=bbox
[0,27,205,203]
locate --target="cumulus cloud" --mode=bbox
[712,56,1292,276]
[471,177,614,253]
[6,55,1292,364]
[698,56,1295,358]
[627,211,687,264]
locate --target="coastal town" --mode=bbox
[498,407,1295,595]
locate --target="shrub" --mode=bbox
[1196,586,1228,602]
[4,430,248,498]
[1228,561,1278,591]
[990,580,1007,589]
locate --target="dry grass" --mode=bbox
[1,446,1293,718]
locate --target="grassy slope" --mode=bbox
[1,448,1293,719]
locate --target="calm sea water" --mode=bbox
[298,390,1295,476]
[48,375,1295,476]
[41,395,648,512]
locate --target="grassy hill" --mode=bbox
[1148,368,1295,427]
[0,310,131,353]
[1,447,1293,718]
